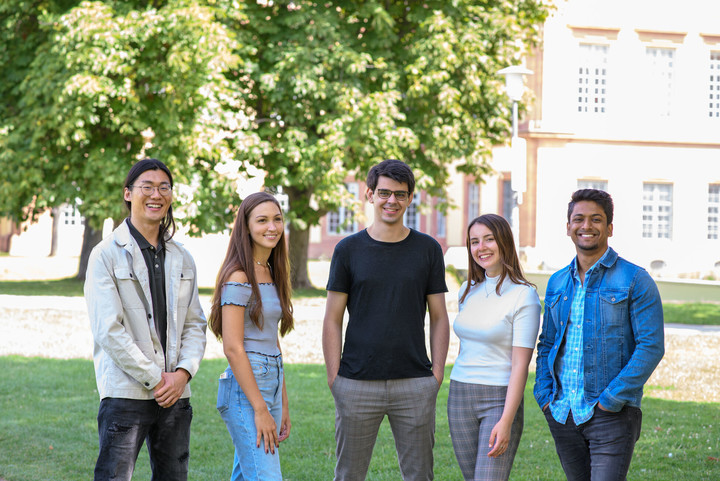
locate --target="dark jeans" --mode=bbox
[544,405,642,481]
[94,398,193,481]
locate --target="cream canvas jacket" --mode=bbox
[85,221,207,400]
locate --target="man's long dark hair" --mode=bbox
[123,158,176,243]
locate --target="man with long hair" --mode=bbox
[534,189,664,480]
[322,159,450,480]
[85,158,207,480]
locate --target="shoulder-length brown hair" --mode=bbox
[209,192,294,340]
[459,214,534,304]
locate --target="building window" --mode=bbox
[577,44,609,114]
[265,186,289,213]
[435,198,446,238]
[501,179,514,225]
[710,51,720,118]
[577,179,608,192]
[61,204,84,226]
[467,183,480,223]
[642,183,673,239]
[646,47,675,117]
[404,192,421,231]
[326,183,359,235]
[709,184,720,240]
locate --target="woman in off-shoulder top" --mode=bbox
[208,192,294,481]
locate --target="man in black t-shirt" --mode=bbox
[322,159,450,481]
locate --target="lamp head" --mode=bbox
[498,65,533,102]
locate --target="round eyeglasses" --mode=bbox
[130,184,173,196]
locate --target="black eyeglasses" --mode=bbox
[376,189,410,201]
[130,184,172,197]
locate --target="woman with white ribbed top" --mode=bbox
[448,214,541,481]
[208,191,294,481]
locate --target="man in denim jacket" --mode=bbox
[85,158,207,481]
[534,189,664,481]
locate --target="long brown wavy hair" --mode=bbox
[459,214,534,304]
[209,192,294,340]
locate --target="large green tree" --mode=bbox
[0,0,257,279]
[2,1,548,288]
[220,0,548,288]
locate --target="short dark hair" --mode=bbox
[124,158,176,242]
[366,159,415,194]
[567,189,614,225]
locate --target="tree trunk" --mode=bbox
[76,223,103,282]
[288,223,313,290]
[49,207,60,257]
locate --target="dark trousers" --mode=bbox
[544,405,642,481]
[94,398,193,481]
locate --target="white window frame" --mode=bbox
[642,183,673,240]
[577,44,609,114]
[61,203,84,226]
[645,47,675,118]
[404,191,421,231]
[577,179,608,192]
[501,179,514,225]
[264,186,289,213]
[326,183,359,236]
[710,51,720,118]
[467,183,480,223]
[708,184,720,240]
[435,198,446,238]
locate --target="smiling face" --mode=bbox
[469,222,503,277]
[248,201,284,255]
[367,176,412,227]
[567,200,613,256]
[123,169,172,228]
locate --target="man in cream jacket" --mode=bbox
[85,158,206,481]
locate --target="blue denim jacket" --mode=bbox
[534,247,664,412]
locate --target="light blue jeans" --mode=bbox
[217,352,284,481]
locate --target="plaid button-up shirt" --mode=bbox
[549,250,609,425]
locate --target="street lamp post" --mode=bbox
[498,65,533,253]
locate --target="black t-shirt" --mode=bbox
[326,229,448,380]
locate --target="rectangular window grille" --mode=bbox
[642,183,673,239]
[502,179,514,226]
[61,204,84,226]
[435,199,446,238]
[577,44,608,114]
[467,183,480,223]
[326,183,359,235]
[709,184,720,240]
[404,192,421,231]
[710,51,720,118]
[646,47,675,117]
[577,180,608,192]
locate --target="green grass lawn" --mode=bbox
[0,277,86,297]
[662,303,720,325]
[0,357,718,481]
[2,277,719,325]
[0,277,326,300]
